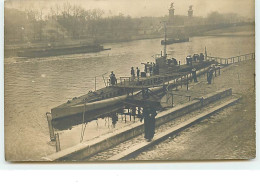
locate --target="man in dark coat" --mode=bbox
[110,71,117,85]
[136,67,140,79]
[192,68,198,82]
[142,105,157,142]
[131,67,135,80]
[207,67,214,84]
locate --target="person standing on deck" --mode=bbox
[136,67,140,80]
[149,65,153,76]
[155,63,159,75]
[144,64,148,74]
[131,67,135,80]
[110,71,117,86]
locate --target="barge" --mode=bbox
[17,44,107,58]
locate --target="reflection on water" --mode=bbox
[4,34,255,160]
[53,105,146,151]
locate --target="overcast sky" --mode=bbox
[5,0,255,18]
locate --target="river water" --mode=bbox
[4,31,254,161]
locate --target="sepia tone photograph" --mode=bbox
[4,0,255,162]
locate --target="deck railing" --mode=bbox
[116,73,187,89]
[207,53,255,65]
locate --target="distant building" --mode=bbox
[188,6,193,18]
[168,2,175,25]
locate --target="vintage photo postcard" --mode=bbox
[4,0,255,162]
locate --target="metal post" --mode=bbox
[163,77,165,86]
[172,93,174,107]
[46,112,55,141]
[95,77,96,91]
[102,75,107,87]
[55,133,61,152]
[186,75,189,91]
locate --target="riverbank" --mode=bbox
[5,23,253,58]
[131,59,255,160]
[202,24,255,37]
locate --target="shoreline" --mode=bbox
[4,24,253,58]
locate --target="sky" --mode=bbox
[4,0,255,19]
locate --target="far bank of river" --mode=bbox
[5,24,253,57]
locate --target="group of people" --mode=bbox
[130,67,140,80]
[186,53,205,65]
[144,62,159,76]
[191,65,215,84]
[167,58,179,66]
[130,62,159,80]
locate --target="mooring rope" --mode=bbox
[80,100,87,142]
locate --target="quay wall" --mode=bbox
[43,88,232,161]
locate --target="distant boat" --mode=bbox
[161,38,189,45]
[17,44,109,58]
